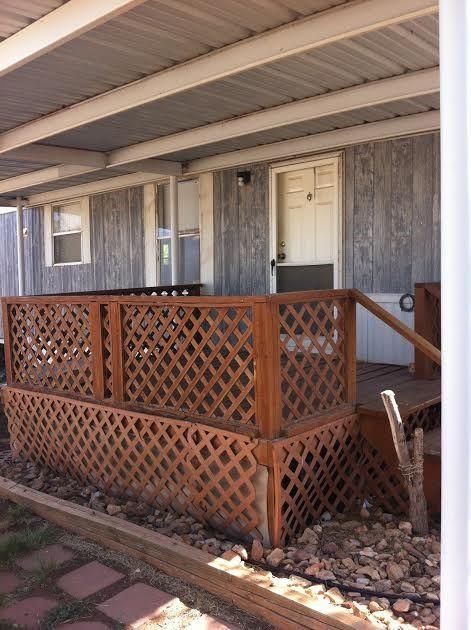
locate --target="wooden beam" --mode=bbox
[109,158,182,176]
[8,145,108,168]
[109,67,439,166]
[185,110,440,174]
[0,477,371,630]
[0,0,438,155]
[0,0,147,79]
[0,164,100,195]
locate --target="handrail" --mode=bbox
[350,289,441,366]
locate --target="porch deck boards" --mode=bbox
[357,361,441,417]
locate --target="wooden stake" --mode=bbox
[380,389,429,535]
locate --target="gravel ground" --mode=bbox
[0,452,440,629]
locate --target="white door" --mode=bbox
[272,156,340,292]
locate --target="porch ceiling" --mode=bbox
[0,0,67,41]
[0,0,440,201]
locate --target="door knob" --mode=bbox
[270,259,276,276]
[307,192,313,201]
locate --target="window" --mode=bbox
[157,180,200,284]
[44,197,91,267]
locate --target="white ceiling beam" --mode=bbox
[0,0,438,155]
[109,67,440,166]
[22,111,440,206]
[25,172,169,207]
[107,158,182,176]
[185,110,440,174]
[0,165,100,195]
[0,0,147,79]
[9,145,108,167]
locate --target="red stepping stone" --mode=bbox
[57,561,124,599]
[0,596,58,629]
[189,615,241,630]
[0,570,21,594]
[97,583,177,628]
[16,544,74,571]
[57,622,110,630]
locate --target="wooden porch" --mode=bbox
[0,286,441,546]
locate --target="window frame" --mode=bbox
[44,196,91,267]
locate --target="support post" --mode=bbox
[90,301,105,400]
[344,296,357,404]
[16,197,25,296]
[253,299,282,439]
[169,175,180,285]
[414,286,434,379]
[110,301,124,403]
[440,2,471,627]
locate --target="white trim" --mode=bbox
[109,68,439,166]
[26,172,169,207]
[186,110,440,174]
[143,183,157,286]
[0,164,100,195]
[0,0,438,155]
[199,173,214,295]
[0,206,16,213]
[44,197,91,267]
[8,145,108,167]
[0,0,146,79]
[269,154,342,293]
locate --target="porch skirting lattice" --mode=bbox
[5,387,408,545]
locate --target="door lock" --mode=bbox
[277,253,286,261]
[270,259,276,276]
[307,192,313,201]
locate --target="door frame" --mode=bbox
[268,151,343,293]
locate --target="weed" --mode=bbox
[41,600,92,629]
[0,524,57,564]
[6,504,31,526]
[26,561,58,588]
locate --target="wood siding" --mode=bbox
[213,133,440,296]
[345,132,441,292]
[214,163,269,295]
[0,187,145,337]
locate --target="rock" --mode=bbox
[321,511,332,522]
[306,584,326,597]
[386,562,405,582]
[342,557,356,570]
[400,581,416,593]
[368,600,382,613]
[356,566,380,581]
[298,528,319,544]
[392,598,412,613]
[360,507,370,519]
[220,550,242,565]
[324,587,344,605]
[322,542,338,555]
[398,521,413,536]
[430,540,440,554]
[352,602,369,619]
[293,549,311,562]
[304,563,322,576]
[250,539,264,561]
[288,575,311,588]
[374,579,393,592]
[106,504,122,516]
[232,544,248,561]
[266,548,285,567]
[317,569,336,581]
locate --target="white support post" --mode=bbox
[440,2,471,628]
[169,176,180,285]
[16,196,25,296]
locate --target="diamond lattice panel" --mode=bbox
[277,299,347,425]
[274,415,364,544]
[6,388,260,537]
[121,303,256,425]
[8,302,93,396]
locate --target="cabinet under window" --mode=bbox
[157,179,200,284]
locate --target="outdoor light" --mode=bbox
[237,171,251,186]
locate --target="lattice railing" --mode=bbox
[273,292,355,427]
[2,290,357,435]
[119,301,256,425]
[5,300,93,396]
[6,387,260,537]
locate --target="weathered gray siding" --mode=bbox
[344,132,440,292]
[24,186,145,295]
[0,212,19,338]
[213,132,440,296]
[214,163,269,295]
